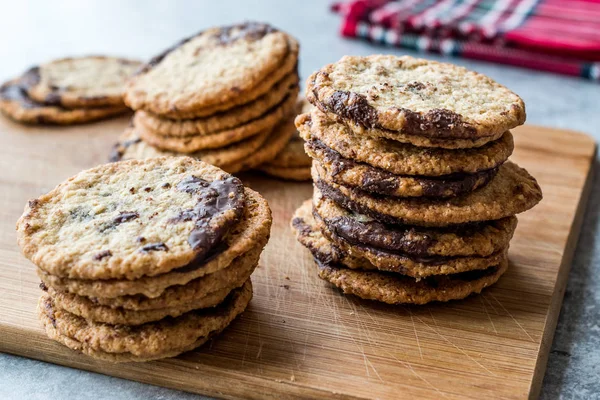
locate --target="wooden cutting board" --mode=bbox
[0,116,595,400]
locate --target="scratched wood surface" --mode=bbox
[0,116,595,400]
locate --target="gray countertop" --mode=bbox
[0,1,598,399]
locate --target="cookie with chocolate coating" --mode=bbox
[17,157,247,280]
[293,200,508,279]
[125,22,299,118]
[296,111,514,176]
[313,161,542,226]
[309,145,498,198]
[307,55,525,147]
[313,190,517,257]
[316,258,507,305]
[0,77,128,125]
[24,56,140,108]
[37,188,271,299]
[38,280,253,362]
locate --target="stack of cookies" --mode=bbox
[115,22,300,175]
[0,56,140,125]
[17,157,272,362]
[292,55,543,305]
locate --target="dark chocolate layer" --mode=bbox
[307,138,498,197]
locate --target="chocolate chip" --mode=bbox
[93,250,113,261]
[113,211,139,224]
[39,282,48,291]
[129,187,136,194]
[143,187,152,192]
[405,81,426,91]
[169,209,196,223]
[140,242,169,253]
[136,236,146,243]
[176,176,210,194]
[161,182,171,189]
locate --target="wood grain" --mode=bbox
[0,117,595,400]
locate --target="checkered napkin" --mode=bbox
[332,0,600,82]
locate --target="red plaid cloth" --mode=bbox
[332,0,600,82]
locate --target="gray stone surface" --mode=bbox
[0,1,598,399]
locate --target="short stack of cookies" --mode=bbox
[292,55,543,305]
[17,157,272,362]
[0,56,139,125]
[114,22,301,175]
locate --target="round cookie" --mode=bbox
[0,78,129,125]
[111,124,271,171]
[296,111,514,176]
[135,72,299,136]
[292,200,507,278]
[136,89,297,152]
[17,157,246,280]
[313,161,542,227]
[38,280,253,363]
[38,188,271,298]
[161,41,298,120]
[258,164,311,181]
[24,56,141,108]
[307,55,525,145]
[316,258,508,305]
[47,247,258,325]
[310,147,498,198]
[125,22,298,118]
[313,191,517,257]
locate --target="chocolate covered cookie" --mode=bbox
[313,190,517,258]
[37,187,272,298]
[291,202,508,300]
[297,111,514,176]
[24,56,140,108]
[0,77,128,125]
[307,55,525,148]
[313,161,542,226]
[17,157,246,280]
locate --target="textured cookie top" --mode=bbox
[307,55,525,139]
[125,22,294,115]
[24,56,140,108]
[17,157,245,280]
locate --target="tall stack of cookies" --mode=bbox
[113,22,301,175]
[292,55,543,305]
[17,157,272,362]
[0,56,139,125]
